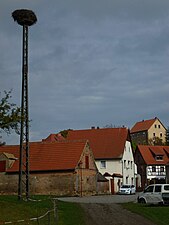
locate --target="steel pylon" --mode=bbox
[18,25,30,200]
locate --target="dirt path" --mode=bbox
[81,203,156,225]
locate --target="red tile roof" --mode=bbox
[137,145,169,165]
[66,128,129,159]
[149,146,164,155]
[131,118,156,133]
[0,141,87,173]
[42,133,65,142]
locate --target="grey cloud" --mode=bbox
[1,0,169,144]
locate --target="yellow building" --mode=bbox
[131,117,167,145]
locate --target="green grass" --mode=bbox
[0,195,85,225]
[122,202,169,225]
[58,201,85,225]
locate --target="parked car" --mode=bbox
[137,184,169,205]
[118,185,136,195]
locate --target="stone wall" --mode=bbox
[96,181,109,194]
[0,172,77,196]
[0,170,98,196]
[0,173,18,194]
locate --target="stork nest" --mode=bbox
[12,9,37,26]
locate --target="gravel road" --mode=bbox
[81,203,156,225]
[58,194,156,225]
[58,194,138,204]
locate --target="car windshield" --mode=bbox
[121,185,131,188]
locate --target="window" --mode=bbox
[156,155,163,161]
[158,125,161,128]
[160,166,164,172]
[126,177,128,184]
[152,166,156,172]
[124,160,126,169]
[100,161,106,169]
[131,161,133,169]
[85,156,89,169]
[131,177,134,185]
[153,133,156,137]
[155,124,157,128]
[160,133,162,138]
[145,185,154,193]
[155,185,161,192]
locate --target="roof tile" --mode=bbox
[66,128,129,159]
[0,141,87,172]
[137,145,169,165]
[131,118,156,133]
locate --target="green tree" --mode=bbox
[148,137,164,146]
[131,141,137,151]
[59,129,72,138]
[0,90,21,145]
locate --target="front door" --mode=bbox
[111,178,114,194]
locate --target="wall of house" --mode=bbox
[96,160,122,193]
[146,165,166,185]
[131,131,148,145]
[148,120,166,143]
[134,148,147,189]
[75,169,98,196]
[96,159,122,176]
[166,165,169,183]
[122,141,135,186]
[76,143,98,195]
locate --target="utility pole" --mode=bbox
[12,9,37,200]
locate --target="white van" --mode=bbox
[137,184,169,205]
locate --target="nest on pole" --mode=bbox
[12,9,37,26]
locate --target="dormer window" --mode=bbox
[155,155,163,161]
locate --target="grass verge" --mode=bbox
[0,195,85,225]
[122,202,169,225]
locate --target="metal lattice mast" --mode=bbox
[12,9,37,200]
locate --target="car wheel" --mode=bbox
[138,198,146,204]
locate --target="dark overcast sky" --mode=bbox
[1,0,169,144]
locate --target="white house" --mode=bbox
[66,127,136,194]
